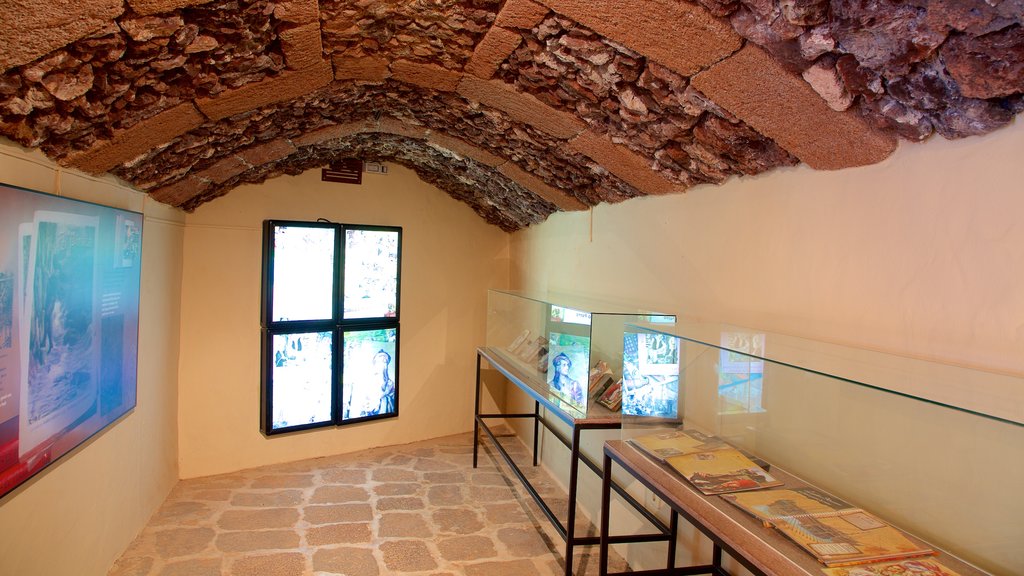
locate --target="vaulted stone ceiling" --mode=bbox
[1,1,1021,231]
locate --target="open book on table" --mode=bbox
[721,487,936,567]
[627,429,781,495]
[821,557,963,575]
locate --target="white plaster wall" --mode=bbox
[0,142,184,576]
[176,164,509,478]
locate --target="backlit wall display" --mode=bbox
[341,327,398,422]
[0,183,142,499]
[344,229,400,320]
[261,220,402,435]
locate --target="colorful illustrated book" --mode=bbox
[666,448,782,495]
[821,558,962,575]
[628,429,771,471]
[628,429,727,460]
[722,488,936,567]
[588,360,614,398]
[596,379,622,411]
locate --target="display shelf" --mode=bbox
[606,321,1023,576]
[475,290,676,576]
[600,440,988,576]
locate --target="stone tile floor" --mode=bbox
[108,432,631,575]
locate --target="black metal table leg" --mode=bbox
[564,426,582,576]
[599,452,613,576]
[473,352,481,469]
[533,400,540,467]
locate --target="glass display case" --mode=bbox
[608,321,1023,576]
[475,290,676,576]
[484,289,676,420]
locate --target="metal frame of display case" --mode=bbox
[473,347,674,576]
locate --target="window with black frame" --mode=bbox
[260,220,401,435]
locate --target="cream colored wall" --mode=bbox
[0,142,184,576]
[513,120,1024,382]
[509,120,1024,573]
[177,164,509,478]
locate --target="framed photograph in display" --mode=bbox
[0,182,142,499]
[341,327,398,423]
[260,220,402,436]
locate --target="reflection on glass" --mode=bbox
[622,332,680,419]
[344,229,399,319]
[271,331,333,430]
[342,328,397,420]
[272,225,335,322]
[718,332,765,415]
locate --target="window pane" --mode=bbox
[273,225,335,322]
[271,331,333,430]
[344,229,399,319]
[342,328,397,420]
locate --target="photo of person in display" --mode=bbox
[551,352,584,406]
[372,349,395,415]
[344,347,396,419]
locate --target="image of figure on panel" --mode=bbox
[20,212,100,458]
[621,332,680,419]
[0,184,142,500]
[552,353,584,405]
[546,331,589,413]
[270,331,333,431]
[342,328,398,420]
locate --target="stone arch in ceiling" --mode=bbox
[1,0,1021,231]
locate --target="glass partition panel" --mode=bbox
[484,289,675,421]
[621,322,1024,575]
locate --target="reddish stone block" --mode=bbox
[332,56,391,81]
[457,76,586,139]
[390,60,463,92]
[149,175,210,207]
[692,44,896,170]
[374,116,429,140]
[569,131,675,194]
[495,0,550,29]
[280,23,324,71]
[427,133,506,167]
[64,103,204,173]
[292,120,372,147]
[195,155,248,184]
[237,139,296,167]
[196,61,333,121]
[1,0,123,71]
[272,0,320,24]
[536,0,740,76]
[127,0,212,17]
[465,27,522,80]
[498,163,588,211]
